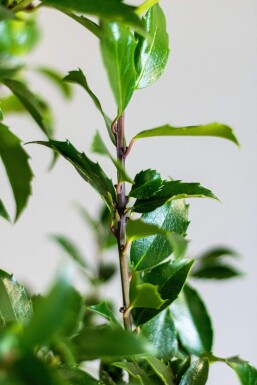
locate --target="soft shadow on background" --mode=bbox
[0,1,256,383]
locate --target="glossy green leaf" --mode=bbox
[57,365,100,385]
[42,0,145,35]
[88,302,121,328]
[0,269,33,327]
[135,4,169,89]
[141,309,178,361]
[0,124,33,220]
[130,272,166,310]
[0,198,10,221]
[179,359,209,385]
[33,140,116,211]
[127,218,166,241]
[134,180,217,213]
[73,325,153,360]
[131,201,189,271]
[37,67,72,99]
[145,356,174,385]
[132,259,194,325]
[50,234,87,269]
[170,284,213,355]
[91,130,133,183]
[113,361,151,385]
[129,169,162,199]
[170,357,191,384]
[64,69,114,143]
[193,265,242,280]
[226,357,257,385]
[132,123,239,146]
[100,21,137,116]
[1,79,52,137]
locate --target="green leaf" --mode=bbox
[50,234,87,269]
[134,180,217,213]
[88,302,121,328]
[100,21,137,116]
[0,198,10,221]
[132,259,194,325]
[62,11,101,38]
[42,0,145,35]
[1,79,53,137]
[179,359,209,385]
[141,309,178,361]
[57,365,100,385]
[0,95,25,114]
[135,4,169,89]
[130,272,166,310]
[0,124,33,220]
[170,357,191,384]
[72,325,154,360]
[0,269,33,327]
[129,169,162,199]
[170,284,213,355]
[91,130,133,183]
[131,201,189,271]
[33,140,116,212]
[196,247,240,263]
[132,122,239,146]
[37,67,72,99]
[145,356,174,385]
[127,218,166,241]
[64,69,114,144]
[0,5,15,21]
[0,106,3,121]
[113,361,151,385]
[193,265,242,280]
[226,357,257,385]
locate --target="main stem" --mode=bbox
[115,113,131,330]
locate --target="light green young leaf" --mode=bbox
[179,359,209,385]
[0,198,10,221]
[131,201,189,271]
[64,69,114,143]
[1,79,53,137]
[113,361,151,385]
[100,21,137,116]
[50,234,87,269]
[88,302,121,328]
[0,269,33,327]
[0,124,33,220]
[0,95,25,114]
[141,309,178,362]
[135,4,169,89]
[134,180,217,213]
[33,140,116,212]
[132,122,239,146]
[170,284,213,355]
[37,67,72,99]
[129,169,162,199]
[145,356,174,385]
[226,357,257,385]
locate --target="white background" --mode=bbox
[0,0,257,383]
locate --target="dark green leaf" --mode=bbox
[57,365,100,385]
[98,263,116,282]
[1,79,52,137]
[33,140,116,211]
[0,269,33,327]
[193,264,242,280]
[129,169,162,199]
[0,106,3,120]
[170,357,191,384]
[179,359,209,385]
[145,356,174,385]
[135,4,169,89]
[130,201,189,271]
[196,247,240,263]
[141,309,178,361]
[113,361,151,385]
[0,66,21,78]
[0,124,33,220]
[37,67,72,98]
[88,302,121,328]
[134,180,217,213]
[0,198,10,221]
[64,69,114,143]
[170,284,213,355]
[226,357,257,385]
[50,234,87,269]
[42,0,145,35]
[132,259,194,325]
[73,325,154,360]
[132,123,239,146]
[100,21,137,116]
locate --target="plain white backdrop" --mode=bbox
[0,0,256,383]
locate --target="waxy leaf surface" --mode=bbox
[0,124,33,220]
[179,359,209,385]
[145,356,174,385]
[135,4,169,89]
[129,169,162,199]
[130,273,166,310]
[131,201,189,271]
[34,140,116,211]
[226,358,257,385]
[101,21,137,116]
[171,284,213,355]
